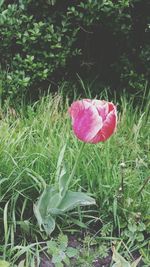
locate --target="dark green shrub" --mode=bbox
[0,1,81,101]
[0,0,149,101]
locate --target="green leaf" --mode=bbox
[137,222,146,232]
[136,232,144,242]
[56,144,66,182]
[70,218,87,229]
[42,214,56,236]
[34,186,60,216]
[56,144,68,197]
[0,0,5,8]
[131,256,142,267]
[128,223,137,233]
[19,220,30,234]
[58,164,67,197]
[34,187,56,218]
[52,251,66,263]
[112,248,130,267]
[55,262,64,267]
[58,234,68,250]
[17,260,25,267]
[113,197,117,226]
[33,186,58,235]
[0,261,10,267]
[34,186,95,235]
[66,247,78,258]
[58,191,96,212]
[34,201,56,235]
[63,256,70,266]
[47,240,58,254]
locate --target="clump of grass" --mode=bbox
[0,89,149,265]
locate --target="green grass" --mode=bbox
[0,90,150,266]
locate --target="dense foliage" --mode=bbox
[0,0,149,101]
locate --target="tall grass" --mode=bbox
[0,90,149,264]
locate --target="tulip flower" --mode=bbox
[35,99,118,235]
[69,99,117,143]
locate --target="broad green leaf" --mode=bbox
[34,201,55,235]
[112,248,130,267]
[34,186,59,217]
[0,261,10,267]
[47,207,63,215]
[34,186,95,235]
[58,191,96,212]
[33,186,57,234]
[42,214,56,236]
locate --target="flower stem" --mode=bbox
[62,142,85,197]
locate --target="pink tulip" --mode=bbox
[68,99,117,143]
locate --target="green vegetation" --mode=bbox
[0,0,149,101]
[0,89,149,266]
[0,0,149,265]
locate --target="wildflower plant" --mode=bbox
[34,99,117,235]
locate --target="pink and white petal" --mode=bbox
[68,100,92,123]
[92,100,109,122]
[91,108,117,143]
[82,99,93,109]
[68,100,84,123]
[92,99,106,106]
[83,99,92,103]
[73,105,103,143]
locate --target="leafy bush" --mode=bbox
[0,0,149,101]
[0,1,80,100]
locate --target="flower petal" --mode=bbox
[91,104,117,143]
[72,104,103,143]
[68,100,84,123]
[92,100,109,121]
